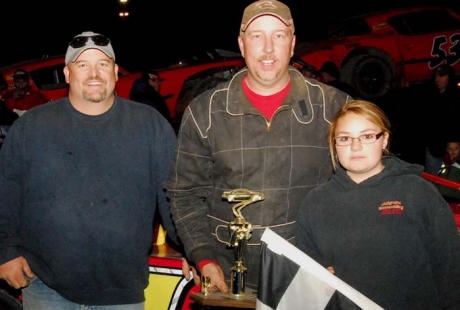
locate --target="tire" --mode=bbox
[0,290,22,310]
[341,54,394,99]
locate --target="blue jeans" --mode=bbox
[22,277,145,310]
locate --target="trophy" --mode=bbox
[222,189,265,298]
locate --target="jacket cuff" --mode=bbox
[197,259,220,272]
[190,247,217,268]
[0,245,21,265]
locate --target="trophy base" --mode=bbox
[230,292,246,299]
[190,287,257,309]
[230,266,247,297]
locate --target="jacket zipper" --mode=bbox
[266,105,289,132]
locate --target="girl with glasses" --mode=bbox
[295,99,460,309]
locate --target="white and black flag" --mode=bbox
[256,229,384,310]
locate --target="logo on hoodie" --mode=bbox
[379,200,404,215]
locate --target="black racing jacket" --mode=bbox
[165,66,352,287]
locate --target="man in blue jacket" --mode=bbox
[0,31,178,309]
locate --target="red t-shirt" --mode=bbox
[242,76,291,120]
[3,88,49,111]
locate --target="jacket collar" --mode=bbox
[225,67,314,123]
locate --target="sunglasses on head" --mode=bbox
[68,35,111,48]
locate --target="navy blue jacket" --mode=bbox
[0,97,177,305]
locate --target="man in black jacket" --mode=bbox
[165,0,352,293]
[129,69,172,124]
[424,64,460,175]
[0,94,18,149]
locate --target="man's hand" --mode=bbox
[0,256,34,289]
[182,258,200,286]
[201,262,228,293]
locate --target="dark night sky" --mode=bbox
[4,0,460,71]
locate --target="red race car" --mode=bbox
[0,52,245,123]
[0,55,142,102]
[292,5,460,99]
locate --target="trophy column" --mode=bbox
[223,189,264,298]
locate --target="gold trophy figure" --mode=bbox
[222,189,264,298]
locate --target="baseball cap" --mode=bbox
[13,69,30,81]
[147,70,165,82]
[240,0,294,34]
[65,31,115,64]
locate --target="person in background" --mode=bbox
[437,141,460,201]
[296,99,460,309]
[0,92,18,127]
[165,0,352,293]
[129,69,172,124]
[2,69,49,116]
[318,61,358,98]
[424,64,460,175]
[0,93,19,149]
[299,63,317,79]
[0,31,178,309]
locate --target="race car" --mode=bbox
[292,5,460,99]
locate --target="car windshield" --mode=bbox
[324,17,372,38]
[167,49,241,67]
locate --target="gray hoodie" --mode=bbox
[296,156,460,309]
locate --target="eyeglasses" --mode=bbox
[334,132,384,146]
[68,35,111,48]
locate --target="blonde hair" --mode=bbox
[329,100,391,169]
